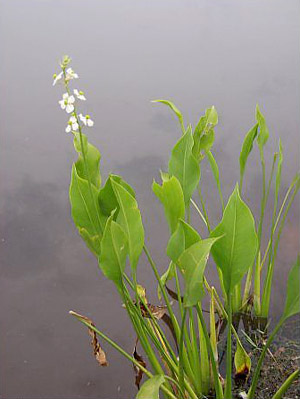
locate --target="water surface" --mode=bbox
[0,0,299,398]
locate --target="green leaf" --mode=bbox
[152,175,185,233]
[136,375,165,399]
[111,180,144,272]
[199,129,215,153]
[206,106,218,125]
[256,104,269,150]
[69,164,104,255]
[168,129,200,205]
[99,174,135,216]
[234,337,251,378]
[167,219,201,263]
[79,228,102,256]
[282,257,300,321]
[210,184,258,294]
[98,214,128,293]
[152,99,184,131]
[193,106,218,161]
[73,132,101,189]
[239,123,258,189]
[177,237,220,307]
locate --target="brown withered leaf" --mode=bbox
[140,303,167,320]
[133,338,146,389]
[139,302,178,350]
[70,311,108,367]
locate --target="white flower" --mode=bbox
[59,93,75,113]
[65,68,78,81]
[65,115,79,133]
[79,114,94,127]
[74,89,86,101]
[52,71,63,86]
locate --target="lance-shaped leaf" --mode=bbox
[234,338,251,380]
[152,99,184,131]
[73,132,101,189]
[239,123,258,189]
[136,375,165,399]
[281,257,300,322]
[168,129,200,205]
[167,219,201,263]
[69,164,104,255]
[256,104,269,151]
[111,180,144,272]
[99,174,135,216]
[177,237,220,307]
[98,213,128,293]
[210,184,258,294]
[152,174,185,233]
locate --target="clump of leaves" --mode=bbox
[54,56,299,399]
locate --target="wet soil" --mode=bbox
[231,315,300,399]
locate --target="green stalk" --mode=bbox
[271,369,300,399]
[242,153,277,313]
[143,245,197,391]
[257,149,267,247]
[260,173,299,271]
[189,308,202,396]
[224,293,232,399]
[198,313,210,395]
[197,186,211,232]
[196,305,223,399]
[261,176,300,317]
[253,251,261,315]
[122,288,165,376]
[179,309,187,398]
[206,150,224,211]
[191,198,208,227]
[123,273,178,363]
[70,311,178,399]
[174,269,197,387]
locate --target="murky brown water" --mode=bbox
[0,0,299,398]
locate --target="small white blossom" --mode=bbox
[59,93,75,113]
[65,115,79,133]
[74,89,86,101]
[52,71,63,86]
[79,114,94,127]
[65,68,78,81]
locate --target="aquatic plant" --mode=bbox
[54,56,299,399]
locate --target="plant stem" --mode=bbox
[260,173,299,271]
[196,305,223,399]
[197,186,211,233]
[261,176,300,317]
[224,293,232,399]
[191,198,208,227]
[179,308,187,398]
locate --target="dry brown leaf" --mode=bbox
[70,311,108,367]
[133,338,146,389]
